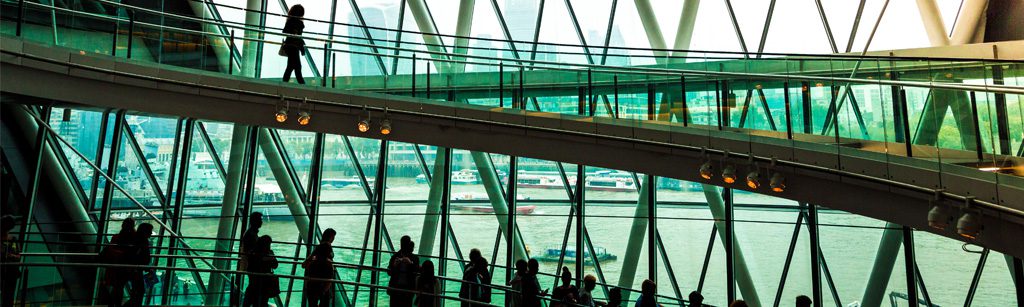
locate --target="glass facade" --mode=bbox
[1,0,1023,307]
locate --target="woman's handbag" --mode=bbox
[278,41,287,56]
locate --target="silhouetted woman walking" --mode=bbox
[281,4,305,84]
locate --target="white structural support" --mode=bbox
[671,0,700,59]
[240,0,263,77]
[406,0,451,71]
[951,0,990,45]
[914,0,950,46]
[451,0,476,73]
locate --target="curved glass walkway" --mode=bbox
[1,0,1023,306]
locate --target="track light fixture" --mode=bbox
[926,190,949,230]
[957,197,982,240]
[380,119,392,135]
[297,111,310,125]
[927,205,951,230]
[746,170,760,189]
[769,172,785,192]
[379,108,392,135]
[699,161,714,180]
[275,108,288,123]
[357,105,371,133]
[722,165,736,184]
[358,119,371,132]
[275,96,289,123]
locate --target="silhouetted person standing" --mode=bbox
[1,215,21,307]
[281,4,306,84]
[245,235,279,307]
[728,300,748,307]
[508,259,528,307]
[687,291,703,307]
[303,228,336,307]
[240,212,264,271]
[551,267,578,307]
[240,212,263,306]
[606,287,623,307]
[103,218,135,306]
[635,279,659,307]
[577,274,598,307]
[125,223,153,307]
[796,295,812,307]
[388,236,420,307]
[521,259,546,307]
[415,260,441,307]
[458,249,491,306]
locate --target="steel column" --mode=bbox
[418,147,449,257]
[95,110,126,245]
[807,204,823,307]
[860,223,903,307]
[702,184,760,306]
[616,177,652,299]
[369,140,389,306]
[206,124,250,305]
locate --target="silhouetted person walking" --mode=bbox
[244,235,279,307]
[508,259,528,307]
[1,215,21,307]
[388,236,420,307]
[687,291,703,307]
[125,223,153,307]
[796,295,811,307]
[281,4,306,84]
[458,249,492,306]
[635,279,659,307]
[551,267,578,307]
[521,259,546,307]
[415,260,441,307]
[102,218,135,306]
[303,228,336,307]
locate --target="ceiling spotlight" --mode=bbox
[380,119,392,135]
[746,170,760,189]
[956,211,982,240]
[297,111,310,126]
[275,108,288,123]
[927,205,951,230]
[769,173,785,192]
[358,119,371,133]
[699,161,714,180]
[722,165,736,184]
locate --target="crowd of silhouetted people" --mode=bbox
[1,211,819,307]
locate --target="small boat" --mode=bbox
[415,170,481,185]
[450,193,536,214]
[535,246,618,265]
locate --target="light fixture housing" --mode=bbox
[722,165,736,184]
[380,119,392,135]
[297,111,310,125]
[745,170,760,189]
[358,119,371,133]
[699,161,714,180]
[927,205,951,230]
[957,212,982,240]
[769,173,785,192]
[275,108,288,123]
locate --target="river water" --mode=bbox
[173,178,1016,307]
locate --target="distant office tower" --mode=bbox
[348,4,398,76]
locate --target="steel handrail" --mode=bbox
[12,1,1024,95]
